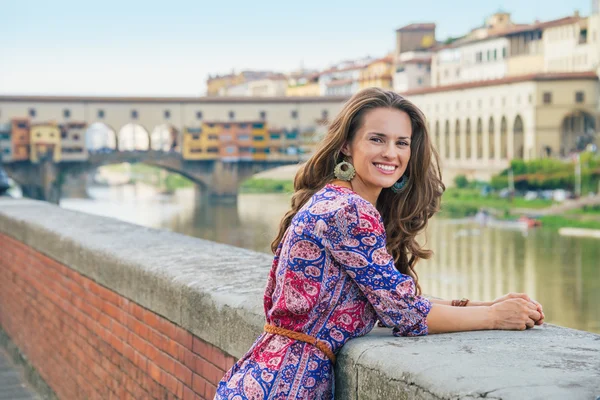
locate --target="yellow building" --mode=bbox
[30,123,61,163]
[286,74,321,96]
[182,125,219,160]
[359,56,394,90]
[250,121,269,160]
[206,74,241,97]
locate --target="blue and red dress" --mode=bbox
[215,183,432,399]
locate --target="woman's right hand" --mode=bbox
[490,298,542,330]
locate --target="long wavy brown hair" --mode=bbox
[271,88,445,295]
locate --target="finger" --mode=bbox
[528,309,541,321]
[512,293,530,301]
[523,301,538,311]
[525,319,535,329]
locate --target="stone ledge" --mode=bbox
[1,197,599,400]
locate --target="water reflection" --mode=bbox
[60,184,600,334]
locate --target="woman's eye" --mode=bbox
[371,137,384,143]
[397,141,409,146]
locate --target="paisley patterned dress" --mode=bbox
[215,183,432,400]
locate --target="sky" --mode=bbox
[0,0,593,97]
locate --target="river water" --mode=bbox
[60,184,600,334]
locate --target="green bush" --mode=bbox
[454,174,469,189]
[240,178,294,194]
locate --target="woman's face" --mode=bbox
[342,107,412,201]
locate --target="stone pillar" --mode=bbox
[208,160,240,203]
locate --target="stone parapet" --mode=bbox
[0,197,599,399]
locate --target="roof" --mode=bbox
[368,56,394,66]
[397,23,436,32]
[401,71,598,96]
[401,58,432,65]
[433,15,582,50]
[326,78,355,87]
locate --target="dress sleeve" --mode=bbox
[325,200,431,336]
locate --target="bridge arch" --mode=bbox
[150,124,178,152]
[118,123,150,151]
[86,122,117,152]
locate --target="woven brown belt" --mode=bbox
[264,324,336,364]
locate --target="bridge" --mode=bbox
[2,151,299,203]
[0,198,599,399]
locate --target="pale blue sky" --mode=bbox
[0,0,592,96]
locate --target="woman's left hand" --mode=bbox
[491,293,545,325]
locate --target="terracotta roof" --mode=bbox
[400,71,598,96]
[0,95,347,104]
[433,15,582,51]
[397,23,436,32]
[368,55,394,65]
[326,78,355,87]
[401,58,432,65]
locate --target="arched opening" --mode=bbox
[513,115,524,159]
[85,122,117,153]
[118,123,150,151]
[488,117,495,160]
[150,124,178,152]
[560,110,596,156]
[444,120,450,159]
[454,119,461,160]
[500,116,508,159]
[465,118,472,159]
[476,118,483,159]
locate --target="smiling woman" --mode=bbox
[214,88,545,400]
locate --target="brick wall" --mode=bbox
[0,233,236,399]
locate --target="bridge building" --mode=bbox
[30,123,61,163]
[10,118,31,161]
[59,121,88,162]
[0,123,11,162]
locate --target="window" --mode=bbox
[543,92,552,104]
[259,111,266,120]
[579,29,588,44]
[475,52,482,63]
[239,123,247,128]
[502,47,507,58]
[321,110,328,120]
[192,134,200,140]
[73,134,80,140]
[493,49,497,60]
[286,132,297,140]
[131,110,138,119]
[417,77,423,85]
[164,110,171,119]
[196,111,203,120]
[252,123,264,129]
[208,135,218,140]
[238,134,250,141]
[207,147,219,153]
[223,124,230,129]
[575,91,585,103]
[61,131,68,139]
[63,109,71,118]
[29,108,36,117]
[254,135,265,141]
[270,134,281,140]
[291,110,298,119]
[229,111,235,120]
[226,146,236,153]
